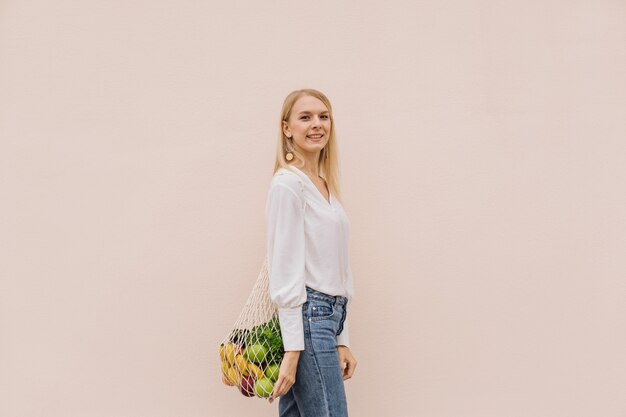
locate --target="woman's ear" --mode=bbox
[282,121,291,138]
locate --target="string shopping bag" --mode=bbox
[218,258,284,398]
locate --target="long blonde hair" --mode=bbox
[273,89,343,205]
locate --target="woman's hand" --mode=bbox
[268,351,300,404]
[337,346,357,380]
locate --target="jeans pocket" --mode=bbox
[308,300,334,321]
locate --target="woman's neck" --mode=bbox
[291,157,321,179]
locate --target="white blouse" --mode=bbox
[265,165,354,351]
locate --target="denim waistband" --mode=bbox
[305,286,348,306]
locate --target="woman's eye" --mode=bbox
[301,115,329,120]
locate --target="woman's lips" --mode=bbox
[307,133,324,141]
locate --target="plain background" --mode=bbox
[1,1,625,416]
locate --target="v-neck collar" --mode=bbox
[288,165,332,206]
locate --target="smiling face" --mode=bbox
[282,95,331,161]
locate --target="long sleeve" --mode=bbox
[336,319,350,347]
[265,181,307,351]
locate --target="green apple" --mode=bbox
[244,344,268,364]
[254,377,274,398]
[265,364,280,382]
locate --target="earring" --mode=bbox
[286,136,294,161]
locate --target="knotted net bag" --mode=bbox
[218,258,284,398]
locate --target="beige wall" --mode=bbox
[1,1,625,416]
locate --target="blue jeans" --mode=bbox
[279,286,349,417]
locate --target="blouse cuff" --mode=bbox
[278,307,305,351]
[335,317,350,348]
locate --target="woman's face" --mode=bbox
[283,95,331,158]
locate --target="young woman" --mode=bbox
[265,89,357,417]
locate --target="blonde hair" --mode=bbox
[273,89,343,205]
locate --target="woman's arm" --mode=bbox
[265,180,307,351]
[268,350,300,403]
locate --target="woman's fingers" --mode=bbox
[343,362,353,380]
[270,374,295,401]
[342,358,357,380]
[275,380,293,397]
[270,377,289,401]
[270,377,284,401]
[268,351,300,403]
[337,347,357,381]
